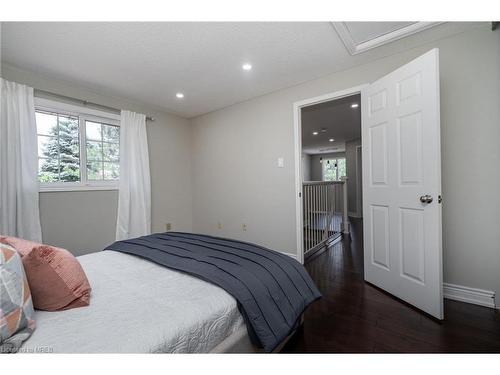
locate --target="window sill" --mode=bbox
[39,185,118,193]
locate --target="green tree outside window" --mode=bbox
[37,112,80,183]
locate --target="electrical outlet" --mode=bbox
[242,224,247,231]
[217,222,223,230]
[165,223,172,231]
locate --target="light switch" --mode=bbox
[277,157,284,168]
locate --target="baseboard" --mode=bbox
[443,283,496,309]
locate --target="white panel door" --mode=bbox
[361,49,443,319]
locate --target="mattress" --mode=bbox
[19,250,246,353]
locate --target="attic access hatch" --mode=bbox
[332,22,443,55]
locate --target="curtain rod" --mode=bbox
[34,89,155,121]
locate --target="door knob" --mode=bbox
[420,195,433,204]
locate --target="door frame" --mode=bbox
[293,84,368,264]
[355,144,363,218]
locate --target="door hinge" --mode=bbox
[299,192,302,198]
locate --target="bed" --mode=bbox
[19,232,320,353]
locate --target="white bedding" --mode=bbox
[20,250,246,353]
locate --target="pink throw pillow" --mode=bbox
[0,236,91,311]
[23,246,91,311]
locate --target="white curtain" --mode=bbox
[0,78,42,242]
[116,110,151,240]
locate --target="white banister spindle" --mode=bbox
[315,184,319,245]
[307,184,310,249]
[323,184,328,240]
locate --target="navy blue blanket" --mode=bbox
[104,232,321,352]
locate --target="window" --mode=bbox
[35,101,120,191]
[85,121,120,181]
[322,157,346,181]
[36,111,80,183]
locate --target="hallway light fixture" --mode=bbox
[351,103,359,108]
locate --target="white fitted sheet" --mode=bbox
[20,250,246,353]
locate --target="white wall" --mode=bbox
[191,25,500,301]
[1,64,193,256]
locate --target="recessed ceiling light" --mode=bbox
[351,103,359,108]
[312,131,319,135]
[176,93,184,99]
[329,138,334,142]
[242,63,252,71]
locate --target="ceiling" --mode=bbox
[1,22,481,118]
[301,94,361,155]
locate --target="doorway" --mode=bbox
[298,92,363,260]
[294,85,366,265]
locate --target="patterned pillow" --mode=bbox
[0,244,36,353]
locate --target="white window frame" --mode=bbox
[321,157,347,182]
[35,97,121,192]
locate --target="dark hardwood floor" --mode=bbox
[283,217,500,353]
